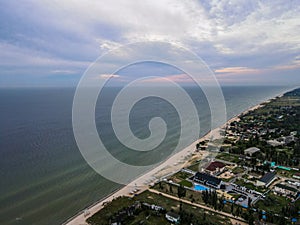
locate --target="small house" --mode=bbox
[166,212,180,224]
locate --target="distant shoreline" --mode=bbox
[63,86,297,225]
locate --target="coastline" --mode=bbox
[63,87,295,225]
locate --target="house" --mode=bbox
[244,147,260,157]
[239,155,247,161]
[274,183,299,198]
[194,172,222,189]
[267,139,282,147]
[165,212,180,224]
[205,161,226,175]
[142,203,165,212]
[256,172,276,187]
[293,173,300,180]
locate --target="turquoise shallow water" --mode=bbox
[0,86,290,225]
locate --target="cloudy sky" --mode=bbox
[0,0,299,87]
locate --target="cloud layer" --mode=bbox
[0,0,299,86]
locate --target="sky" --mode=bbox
[0,0,299,87]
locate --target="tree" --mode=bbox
[159,182,163,190]
[177,185,186,199]
[248,197,252,209]
[248,213,254,225]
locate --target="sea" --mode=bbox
[0,85,292,225]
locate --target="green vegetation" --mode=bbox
[153,182,204,205]
[216,153,240,163]
[87,190,232,225]
[232,166,244,174]
[179,180,193,188]
[255,193,291,214]
[187,163,200,172]
[169,171,192,182]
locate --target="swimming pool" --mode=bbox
[194,184,209,191]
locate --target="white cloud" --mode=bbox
[99,74,121,79]
[1,0,299,85]
[8,0,300,55]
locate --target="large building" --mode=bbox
[256,172,276,187]
[205,161,226,175]
[244,147,260,157]
[274,183,299,198]
[194,172,222,189]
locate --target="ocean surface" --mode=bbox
[0,86,291,225]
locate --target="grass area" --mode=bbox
[232,166,244,174]
[179,180,193,188]
[87,190,232,225]
[86,196,134,225]
[255,192,291,214]
[169,171,192,181]
[187,162,200,172]
[216,153,240,163]
[152,182,204,205]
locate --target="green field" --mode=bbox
[216,153,240,163]
[255,192,291,214]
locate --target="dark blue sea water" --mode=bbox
[0,86,291,225]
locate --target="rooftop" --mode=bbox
[206,161,226,171]
[275,183,298,193]
[166,212,180,219]
[244,147,260,155]
[260,172,276,184]
[194,172,221,186]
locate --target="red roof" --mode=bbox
[206,161,226,171]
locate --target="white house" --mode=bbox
[166,212,180,224]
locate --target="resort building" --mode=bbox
[194,172,222,189]
[274,183,299,198]
[244,147,260,157]
[165,212,180,224]
[256,172,276,187]
[205,161,226,175]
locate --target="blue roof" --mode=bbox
[260,172,276,183]
[194,172,221,186]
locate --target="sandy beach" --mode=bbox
[63,89,293,225]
